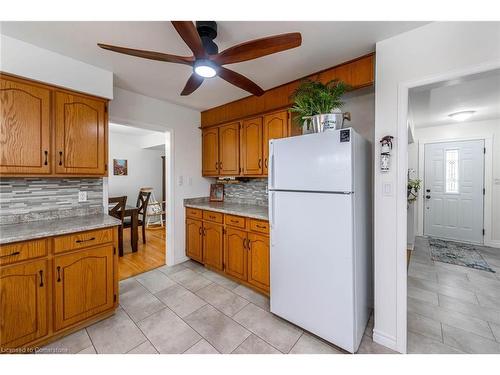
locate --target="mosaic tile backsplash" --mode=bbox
[223,178,268,206]
[0,178,103,225]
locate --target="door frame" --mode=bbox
[392,59,500,354]
[417,137,492,245]
[105,116,174,267]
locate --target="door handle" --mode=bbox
[39,270,44,287]
[44,151,48,166]
[56,266,61,282]
[426,189,431,193]
[425,195,431,199]
[59,151,63,166]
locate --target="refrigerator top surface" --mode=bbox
[269,128,355,193]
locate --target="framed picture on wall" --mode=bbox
[113,159,128,176]
[209,183,224,202]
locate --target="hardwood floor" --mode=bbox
[118,227,166,280]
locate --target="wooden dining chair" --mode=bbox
[108,196,127,256]
[124,190,151,245]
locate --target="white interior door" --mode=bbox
[424,140,484,244]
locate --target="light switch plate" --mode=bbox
[78,191,88,202]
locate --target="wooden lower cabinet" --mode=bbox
[247,233,270,292]
[0,226,118,351]
[186,219,203,262]
[0,259,48,349]
[54,245,115,331]
[186,208,269,294]
[203,222,223,271]
[224,227,248,281]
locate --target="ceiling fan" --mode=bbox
[98,21,302,97]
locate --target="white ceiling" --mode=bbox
[409,69,500,128]
[0,21,427,110]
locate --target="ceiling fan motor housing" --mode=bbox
[196,21,218,55]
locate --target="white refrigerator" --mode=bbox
[268,128,372,353]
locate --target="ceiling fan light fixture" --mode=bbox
[448,110,476,122]
[194,59,217,78]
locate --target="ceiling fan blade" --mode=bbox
[218,67,264,96]
[171,21,206,58]
[180,73,204,96]
[98,43,194,65]
[212,32,302,65]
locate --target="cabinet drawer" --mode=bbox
[225,214,246,229]
[0,239,48,266]
[203,210,223,224]
[53,228,114,254]
[186,207,203,219]
[249,219,269,234]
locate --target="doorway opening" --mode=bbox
[106,123,170,280]
[405,68,500,353]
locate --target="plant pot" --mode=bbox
[310,112,351,133]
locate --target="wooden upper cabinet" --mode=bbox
[241,117,263,175]
[202,127,219,176]
[218,122,240,175]
[54,245,114,331]
[263,111,288,175]
[203,222,223,271]
[0,259,48,348]
[0,76,51,175]
[224,227,247,281]
[186,218,203,263]
[247,233,270,292]
[54,91,106,175]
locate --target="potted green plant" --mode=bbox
[407,178,422,206]
[290,79,351,132]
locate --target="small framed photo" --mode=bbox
[113,159,128,176]
[209,183,224,202]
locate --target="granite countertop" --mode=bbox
[0,214,122,245]
[184,199,268,221]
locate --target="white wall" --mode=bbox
[343,87,375,142]
[109,87,209,266]
[108,131,165,205]
[410,119,500,246]
[374,21,500,352]
[0,34,113,99]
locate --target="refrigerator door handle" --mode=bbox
[270,191,276,229]
[269,145,275,190]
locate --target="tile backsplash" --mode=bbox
[223,178,268,206]
[0,178,103,225]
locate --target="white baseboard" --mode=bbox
[484,240,500,249]
[373,329,399,352]
[172,256,189,265]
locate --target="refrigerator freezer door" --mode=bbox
[269,130,353,192]
[270,190,355,352]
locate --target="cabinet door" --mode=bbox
[186,218,203,263]
[224,227,247,281]
[54,91,106,175]
[247,233,270,292]
[202,127,219,176]
[0,259,48,348]
[0,76,51,175]
[219,122,240,175]
[203,222,223,270]
[241,117,263,175]
[54,245,114,331]
[263,111,288,175]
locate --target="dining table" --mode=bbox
[108,202,139,254]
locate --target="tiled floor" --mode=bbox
[407,236,500,353]
[41,260,392,354]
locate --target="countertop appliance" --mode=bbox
[268,128,372,353]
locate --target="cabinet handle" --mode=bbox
[199,227,202,235]
[0,251,20,259]
[243,238,247,250]
[39,270,44,287]
[230,219,238,223]
[44,151,48,166]
[58,151,63,166]
[256,224,267,229]
[219,161,223,170]
[247,239,251,249]
[56,266,61,282]
[215,162,218,170]
[265,158,268,169]
[258,159,262,168]
[76,237,96,243]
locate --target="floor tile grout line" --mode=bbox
[125,339,152,354]
[120,303,162,354]
[287,332,304,354]
[84,327,98,354]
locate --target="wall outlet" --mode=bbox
[78,191,88,202]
